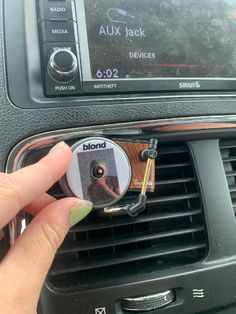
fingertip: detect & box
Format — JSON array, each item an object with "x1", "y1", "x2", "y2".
[
  {"x1": 69, "y1": 200, "x2": 93, "y2": 227},
  {"x1": 38, "y1": 142, "x2": 72, "y2": 179},
  {"x1": 49, "y1": 141, "x2": 67, "y2": 154},
  {"x1": 39, "y1": 197, "x2": 93, "y2": 228},
  {"x1": 47, "y1": 141, "x2": 72, "y2": 159}
]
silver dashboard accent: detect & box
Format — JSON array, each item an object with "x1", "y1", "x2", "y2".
[
  {"x1": 121, "y1": 290, "x2": 175, "y2": 312},
  {"x1": 6, "y1": 115, "x2": 236, "y2": 245},
  {"x1": 101, "y1": 204, "x2": 132, "y2": 216}
]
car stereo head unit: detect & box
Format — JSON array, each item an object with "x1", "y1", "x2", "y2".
[{"x1": 36, "y1": 0, "x2": 236, "y2": 96}]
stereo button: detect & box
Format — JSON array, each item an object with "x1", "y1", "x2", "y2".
[
  {"x1": 41, "y1": 21, "x2": 78, "y2": 43},
  {"x1": 48, "y1": 49, "x2": 78, "y2": 82},
  {"x1": 38, "y1": 0, "x2": 76, "y2": 21}
]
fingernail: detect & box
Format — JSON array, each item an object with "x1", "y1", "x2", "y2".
[
  {"x1": 49, "y1": 141, "x2": 66, "y2": 154},
  {"x1": 69, "y1": 201, "x2": 93, "y2": 227}
]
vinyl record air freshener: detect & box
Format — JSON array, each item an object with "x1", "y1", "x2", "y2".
[{"x1": 62, "y1": 137, "x2": 132, "y2": 208}]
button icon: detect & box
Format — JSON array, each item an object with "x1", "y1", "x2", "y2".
[
  {"x1": 95, "y1": 307, "x2": 106, "y2": 314},
  {"x1": 192, "y1": 289, "x2": 205, "y2": 298}
]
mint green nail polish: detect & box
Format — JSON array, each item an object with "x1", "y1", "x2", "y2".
[{"x1": 69, "y1": 201, "x2": 93, "y2": 227}]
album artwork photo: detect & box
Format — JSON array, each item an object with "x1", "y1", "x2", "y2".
[{"x1": 77, "y1": 148, "x2": 121, "y2": 206}]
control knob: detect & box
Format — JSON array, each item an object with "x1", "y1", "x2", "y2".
[
  {"x1": 48, "y1": 49, "x2": 78, "y2": 82},
  {"x1": 121, "y1": 290, "x2": 175, "y2": 312}
]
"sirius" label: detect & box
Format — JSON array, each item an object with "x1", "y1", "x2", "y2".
[{"x1": 179, "y1": 81, "x2": 201, "y2": 89}]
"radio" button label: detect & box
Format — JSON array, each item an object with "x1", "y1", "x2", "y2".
[{"x1": 38, "y1": 0, "x2": 76, "y2": 22}]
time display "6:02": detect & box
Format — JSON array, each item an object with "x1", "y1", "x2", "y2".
[{"x1": 96, "y1": 68, "x2": 119, "y2": 79}]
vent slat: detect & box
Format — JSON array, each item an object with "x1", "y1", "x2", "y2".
[
  {"x1": 156, "y1": 162, "x2": 191, "y2": 170},
  {"x1": 50, "y1": 241, "x2": 206, "y2": 276},
  {"x1": 157, "y1": 177, "x2": 196, "y2": 186},
  {"x1": 229, "y1": 186, "x2": 236, "y2": 193},
  {"x1": 123, "y1": 193, "x2": 200, "y2": 205},
  {"x1": 222, "y1": 157, "x2": 236, "y2": 162},
  {"x1": 225, "y1": 171, "x2": 236, "y2": 177},
  {"x1": 55, "y1": 189, "x2": 199, "y2": 203},
  {"x1": 147, "y1": 193, "x2": 199, "y2": 204},
  {"x1": 220, "y1": 141, "x2": 236, "y2": 149},
  {"x1": 157, "y1": 146, "x2": 188, "y2": 155},
  {"x1": 58, "y1": 225, "x2": 204, "y2": 254},
  {"x1": 70, "y1": 209, "x2": 202, "y2": 233}
]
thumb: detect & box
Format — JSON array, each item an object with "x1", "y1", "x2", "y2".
[{"x1": 0, "y1": 197, "x2": 92, "y2": 313}]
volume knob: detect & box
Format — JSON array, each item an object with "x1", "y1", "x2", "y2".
[{"x1": 48, "y1": 49, "x2": 78, "y2": 82}]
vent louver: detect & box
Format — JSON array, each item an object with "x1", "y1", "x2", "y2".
[
  {"x1": 220, "y1": 140, "x2": 236, "y2": 212},
  {"x1": 33, "y1": 142, "x2": 208, "y2": 290}
]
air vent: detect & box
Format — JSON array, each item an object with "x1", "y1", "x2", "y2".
[
  {"x1": 220, "y1": 140, "x2": 236, "y2": 212},
  {"x1": 40, "y1": 141, "x2": 207, "y2": 290}
]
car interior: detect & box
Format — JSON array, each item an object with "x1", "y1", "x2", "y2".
[{"x1": 2, "y1": 0, "x2": 236, "y2": 313}]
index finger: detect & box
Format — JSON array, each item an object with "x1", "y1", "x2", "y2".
[{"x1": 0, "y1": 142, "x2": 72, "y2": 229}]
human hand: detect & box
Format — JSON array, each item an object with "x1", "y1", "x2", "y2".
[
  {"x1": 97, "y1": 177, "x2": 120, "y2": 199},
  {"x1": 0, "y1": 142, "x2": 93, "y2": 314}
]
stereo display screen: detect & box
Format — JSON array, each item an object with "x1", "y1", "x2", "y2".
[{"x1": 84, "y1": 0, "x2": 236, "y2": 80}]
